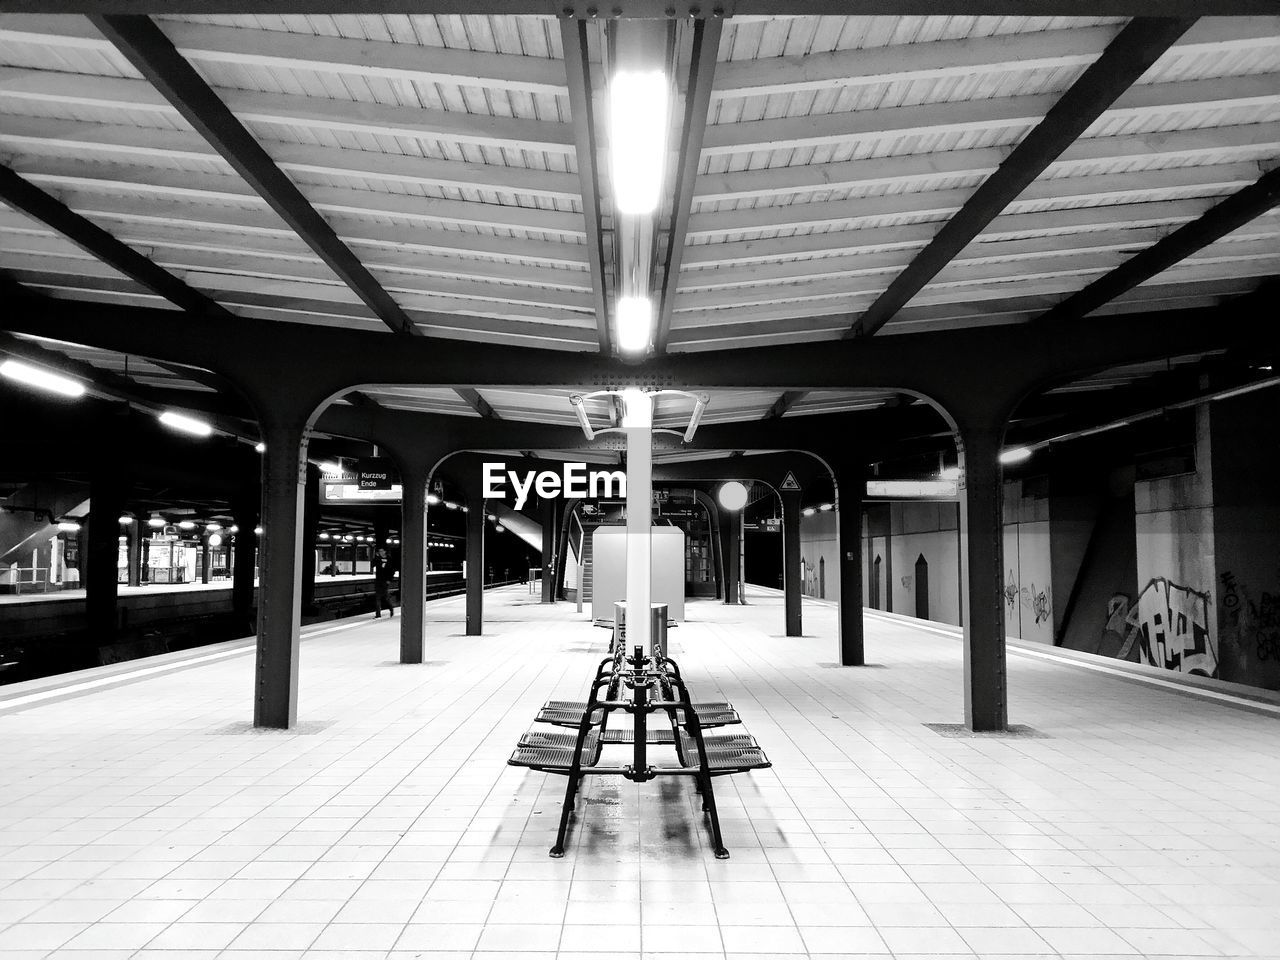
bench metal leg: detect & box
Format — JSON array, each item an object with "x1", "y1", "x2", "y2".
[
  {"x1": 550, "y1": 773, "x2": 580, "y2": 858},
  {"x1": 700, "y1": 774, "x2": 730, "y2": 859}
]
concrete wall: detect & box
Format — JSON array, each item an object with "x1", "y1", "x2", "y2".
[
  {"x1": 799, "y1": 510, "x2": 838, "y2": 600},
  {"x1": 889, "y1": 501, "x2": 961, "y2": 625},
  {"x1": 1210, "y1": 391, "x2": 1280, "y2": 689},
  {"x1": 1129, "y1": 406, "x2": 1219, "y2": 677},
  {"x1": 1002, "y1": 480, "x2": 1054, "y2": 643}
]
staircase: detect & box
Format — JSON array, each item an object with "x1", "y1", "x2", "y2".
[{"x1": 579, "y1": 532, "x2": 594, "y2": 602}]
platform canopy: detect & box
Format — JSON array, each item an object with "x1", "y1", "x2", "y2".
[{"x1": 0, "y1": 5, "x2": 1277, "y2": 427}]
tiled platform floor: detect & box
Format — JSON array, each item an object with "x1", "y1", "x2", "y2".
[{"x1": 1, "y1": 586, "x2": 1278, "y2": 960}]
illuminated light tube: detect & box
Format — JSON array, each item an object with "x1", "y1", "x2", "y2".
[
  {"x1": 802, "y1": 507, "x2": 816, "y2": 517},
  {"x1": 206, "y1": 523, "x2": 221, "y2": 532},
  {"x1": 616, "y1": 295, "x2": 654, "y2": 355},
  {"x1": 426, "y1": 494, "x2": 441, "y2": 505},
  {"x1": 118, "y1": 515, "x2": 134, "y2": 525},
  {"x1": 148, "y1": 516, "x2": 165, "y2": 529},
  {"x1": 158, "y1": 410, "x2": 213, "y2": 437},
  {"x1": 254, "y1": 442, "x2": 266, "y2": 453},
  {"x1": 253, "y1": 526, "x2": 264, "y2": 535},
  {"x1": 999, "y1": 446, "x2": 1033, "y2": 465},
  {"x1": 319, "y1": 532, "x2": 330, "y2": 540},
  {"x1": 610, "y1": 70, "x2": 669, "y2": 215},
  {"x1": 178, "y1": 520, "x2": 196, "y2": 530},
  {"x1": 57, "y1": 521, "x2": 81, "y2": 532},
  {"x1": 819, "y1": 503, "x2": 833, "y2": 512},
  {"x1": 0, "y1": 359, "x2": 86, "y2": 398}
]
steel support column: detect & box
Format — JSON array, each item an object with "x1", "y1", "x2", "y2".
[
  {"x1": 781, "y1": 488, "x2": 803, "y2": 637},
  {"x1": 252, "y1": 419, "x2": 309, "y2": 729},
  {"x1": 126, "y1": 516, "x2": 141, "y2": 587},
  {"x1": 465, "y1": 483, "x2": 484, "y2": 637},
  {"x1": 540, "y1": 497, "x2": 557, "y2": 604},
  {"x1": 718, "y1": 505, "x2": 741, "y2": 605},
  {"x1": 836, "y1": 462, "x2": 867, "y2": 666},
  {"x1": 86, "y1": 471, "x2": 126, "y2": 644},
  {"x1": 399, "y1": 466, "x2": 429, "y2": 664},
  {"x1": 231, "y1": 487, "x2": 259, "y2": 633},
  {"x1": 301, "y1": 463, "x2": 320, "y2": 613},
  {"x1": 957, "y1": 423, "x2": 1008, "y2": 732}
]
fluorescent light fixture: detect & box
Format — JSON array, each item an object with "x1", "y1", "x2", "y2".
[
  {"x1": 621, "y1": 387, "x2": 652, "y2": 429},
  {"x1": 206, "y1": 523, "x2": 221, "y2": 532},
  {"x1": 718, "y1": 481, "x2": 748, "y2": 512},
  {"x1": 609, "y1": 70, "x2": 668, "y2": 214},
  {"x1": 616, "y1": 295, "x2": 654, "y2": 355},
  {"x1": 57, "y1": 521, "x2": 81, "y2": 532},
  {"x1": 118, "y1": 515, "x2": 134, "y2": 525},
  {"x1": 178, "y1": 520, "x2": 196, "y2": 530},
  {"x1": 158, "y1": 410, "x2": 213, "y2": 437},
  {"x1": 228, "y1": 525, "x2": 239, "y2": 534},
  {"x1": 253, "y1": 526, "x2": 264, "y2": 535},
  {"x1": 319, "y1": 461, "x2": 342, "y2": 475},
  {"x1": 819, "y1": 503, "x2": 833, "y2": 512},
  {"x1": 427, "y1": 494, "x2": 441, "y2": 505},
  {"x1": 802, "y1": 507, "x2": 816, "y2": 517},
  {"x1": 493, "y1": 524, "x2": 505, "y2": 533},
  {"x1": 445, "y1": 501, "x2": 459, "y2": 510},
  {"x1": 148, "y1": 516, "x2": 165, "y2": 529},
  {"x1": 254, "y1": 442, "x2": 266, "y2": 453},
  {"x1": 319, "y1": 532, "x2": 330, "y2": 540},
  {"x1": 999, "y1": 446, "x2": 1033, "y2": 465},
  {"x1": 0, "y1": 359, "x2": 86, "y2": 398}
]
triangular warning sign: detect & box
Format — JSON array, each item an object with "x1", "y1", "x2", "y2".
[{"x1": 780, "y1": 471, "x2": 801, "y2": 491}]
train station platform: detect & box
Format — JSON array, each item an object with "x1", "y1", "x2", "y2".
[{"x1": 1, "y1": 586, "x2": 1277, "y2": 959}]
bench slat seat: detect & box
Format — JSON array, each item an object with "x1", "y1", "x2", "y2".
[
  {"x1": 508, "y1": 731, "x2": 601, "y2": 772},
  {"x1": 520, "y1": 729, "x2": 758, "y2": 750},
  {"x1": 677, "y1": 731, "x2": 772, "y2": 774},
  {"x1": 534, "y1": 702, "x2": 740, "y2": 728}
]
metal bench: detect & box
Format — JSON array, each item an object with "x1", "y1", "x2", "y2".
[{"x1": 509, "y1": 642, "x2": 770, "y2": 859}]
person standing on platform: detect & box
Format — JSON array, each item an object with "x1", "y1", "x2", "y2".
[{"x1": 372, "y1": 547, "x2": 397, "y2": 619}]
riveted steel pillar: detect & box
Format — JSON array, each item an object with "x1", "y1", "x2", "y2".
[
  {"x1": 300, "y1": 463, "x2": 320, "y2": 613},
  {"x1": 837, "y1": 462, "x2": 866, "y2": 666},
  {"x1": 86, "y1": 471, "x2": 126, "y2": 644},
  {"x1": 231, "y1": 487, "x2": 259, "y2": 634},
  {"x1": 958, "y1": 422, "x2": 1008, "y2": 732},
  {"x1": 718, "y1": 504, "x2": 741, "y2": 605},
  {"x1": 465, "y1": 480, "x2": 484, "y2": 637},
  {"x1": 541, "y1": 497, "x2": 557, "y2": 603},
  {"x1": 399, "y1": 465, "x2": 429, "y2": 663},
  {"x1": 253, "y1": 418, "x2": 309, "y2": 729},
  {"x1": 781, "y1": 487, "x2": 803, "y2": 637}
]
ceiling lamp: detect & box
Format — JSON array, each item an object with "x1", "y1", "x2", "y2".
[
  {"x1": 610, "y1": 70, "x2": 669, "y2": 215},
  {"x1": 717, "y1": 481, "x2": 749, "y2": 512},
  {"x1": 616, "y1": 295, "x2": 654, "y2": 356},
  {"x1": 999, "y1": 447, "x2": 1033, "y2": 465},
  {"x1": 0, "y1": 358, "x2": 86, "y2": 398},
  {"x1": 158, "y1": 410, "x2": 212, "y2": 437}
]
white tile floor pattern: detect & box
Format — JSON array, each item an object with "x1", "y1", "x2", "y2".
[{"x1": 1, "y1": 586, "x2": 1278, "y2": 960}]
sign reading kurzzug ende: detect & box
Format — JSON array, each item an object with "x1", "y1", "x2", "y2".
[{"x1": 483, "y1": 462, "x2": 625, "y2": 510}]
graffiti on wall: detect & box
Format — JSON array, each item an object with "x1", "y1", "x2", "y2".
[
  {"x1": 1005, "y1": 569, "x2": 1052, "y2": 628},
  {"x1": 1106, "y1": 577, "x2": 1218, "y2": 677},
  {"x1": 1221, "y1": 569, "x2": 1280, "y2": 665}
]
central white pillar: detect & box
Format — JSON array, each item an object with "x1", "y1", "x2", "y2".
[{"x1": 622, "y1": 389, "x2": 653, "y2": 654}]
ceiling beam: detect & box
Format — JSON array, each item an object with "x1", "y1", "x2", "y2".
[
  {"x1": 688, "y1": 162, "x2": 1259, "y2": 237},
  {"x1": 0, "y1": 162, "x2": 232, "y2": 319},
  {"x1": 92, "y1": 14, "x2": 419, "y2": 337},
  {"x1": 0, "y1": 2, "x2": 1271, "y2": 15},
  {"x1": 848, "y1": 17, "x2": 1197, "y2": 339},
  {"x1": 559, "y1": 18, "x2": 612, "y2": 355},
  {"x1": 455, "y1": 387, "x2": 500, "y2": 420},
  {"x1": 1036, "y1": 167, "x2": 1280, "y2": 325},
  {"x1": 710, "y1": 18, "x2": 1279, "y2": 101},
  {"x1": 0, "y1": 66, "x2": 574, "y2": 154},
  {"x1": 698, "y1": 71, "x2": 1276, "y2": 157},
  {"x1": 653, "y1": 15, "x2": 722, "y2": 356},
  {"x1": 0, "y1": 115, "x2": 582, "y2": 200},
  {"x1": 682, "y1": 200, "x2": 1280, "y2": 269},
  {"x1": 764, "y1": 391, "x2": 807, "y2": 420},
  {"x1": 692, "y1": 120, "x2": 1280, "y2": 203},
  {"x1": 0, "y1": 15, "x2": 568, "y2": 95}
]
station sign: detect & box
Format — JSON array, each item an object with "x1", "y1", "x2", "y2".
[{"x1": 320, "y1": 458, "x2": 402, "y2": 503}]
